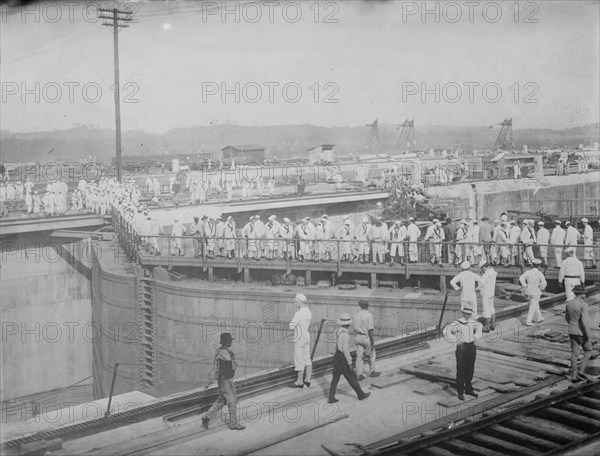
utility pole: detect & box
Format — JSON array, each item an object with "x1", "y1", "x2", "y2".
[{"x1": 98, "y1": 7, "x2": 133, "y2": 182}]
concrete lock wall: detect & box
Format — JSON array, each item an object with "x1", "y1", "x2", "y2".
[
  {"x1": 1, "y1": 235, "x2": 92, "y2": 402},
  {"x1": 91, "y1": 251, "x2": 457, "y2": 398}
]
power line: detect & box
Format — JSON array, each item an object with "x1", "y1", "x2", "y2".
[{"x1": 98, "y1": 7, "x2": 134, "y2": 183}]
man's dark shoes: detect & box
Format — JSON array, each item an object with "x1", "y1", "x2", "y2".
[
  {"x1": 457, "y1": 394, "x2": 465, "y2": 401},
  {"x1": 466, "y1": 391, "x2": 478, "y2": 398},
  {"x1": 370, "y1": 372, "x2": 381, "y2": 378},
  {"x1": 358, "y1": 375, "x2": 365, "y2": 381},
  {"x1": 328, "y1": 398, "x2": 339, "y2": 404},
  {"x1": 303, "y1": 381, "x2": 311, "y2": 388},
  {"x1": 359, "y1": 392, "x2": 371, "y2": 401},
  {"x1": 288, "y1": 383, "x2": 304, "y2": 389}
]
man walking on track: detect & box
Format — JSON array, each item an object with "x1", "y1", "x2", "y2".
[
  {"x1": 289, "y1": 293, "x2": 312, "y2": 388},
  {"x1": 565, "y1": 285, "x2": 596, "y2": 382},
  {"x1": 519, "y1": 258, "x2": 547, "y2": 326},
  {"x1": 328, "y1": 313, "x2": 371, "y2": 404},
  {"x1": 442, "y1": 307, "x2": 483, "y2": 401},
  {"x1": 201, "y1": 332, "x2": 246, "y2": 431},
  {"x1": 353, "y1": 300, "x2": 381, "y2": 381}
]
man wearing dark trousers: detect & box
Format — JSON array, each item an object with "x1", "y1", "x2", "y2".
[
  {"x1": 328, "y1": 313, "x2": 371, "y2": 404},
  {"x1": 565, "y1": 286, "x2": 596, "y2": 382},
  {"x1": 442, "y1": 307, "x2": 483, "y2": 400}
]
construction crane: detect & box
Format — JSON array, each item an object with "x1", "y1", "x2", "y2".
[
  {"x1": 365, "y1": 119, "x2": 380, "y2": 153},
  {"x1": 494, "y1": 118, "x2": 514, "y2": 150},
  {"x1": 396, "y1": 119, "x2": 415, "y2": 152}
]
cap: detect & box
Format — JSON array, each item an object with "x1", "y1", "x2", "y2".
[
  {"x1": 478, "y1": 259, "x2": 488, "y2": 268},
  {"x1": 532, "y1": 258, "x2": 542, "y2": 265},
  {"x1": 376, "y1": 202, "x2": 383, "y2": 208},
  {"x1": 538, "y1": 221, "x2": 544, "y2": 225},
  {"x1": 344, "y1": 220, "x2": 351, "y2": 225},
  {"x1": 460, "y1": 261, "x2": 471, "y2": 270},
  {"x1": 510, "y1": 220, "x2": 517, "y2": 225},
  {"x1": 283, "y1": 217, "x2": 291, "y2": 223},
  {"x1": 295, "y1": 293, "x2": 307, "y2": 303},
  {"x1": 565, "y1": 247, "x2": 576, "y2": 254},
  {"x1": 555, "y1": 220, "x2": 561, "y2": 224},
  {"x1": 322, "y1": 214, "x2": 328, "y2": 219},
  {"x1": 337, "y1": 313, "x2": 352, "y2": 326},
  {"x1": 255, "y1": 215, "x2": 261, "y2": 219},
  {"x1": 460, "y1": 219, "x2": 467, "y2": 224},
  {"x1": 358, "y1": 299, "x2": 369, "y2": 308},
  {"x1": 523, "y1": 219, "x2": 529, "y2": 224},
  {"x1": 582, "y1": 218, "x2": 589, "y2": 223},
  {"x1": 408, "y1": 217, "x2": 415, "y2": 221},
  {"x1": 432, "y1": 219, "x2": 439, "y2": 223},
  {"x1": 573, "y1": 285, "x2": 587, "y2": 294},
  {"x1": 461, "y1": 307, "x2": 474, "y2": 315},
  {"x1": 268, "y1": 215, "x2": 276, "y2": 221},
  {"x1": 220, "y1": 332, "x2": 234, "y2": 344},
  {"x1": 227, "y1": 216, "x2": 232, "y2": 221},
  {"x1": 202, "y1": 215, "x2": 208, "y2": 220},
  {"x1": 565, "y1": 221, "x2": 571, "y2": 225}
]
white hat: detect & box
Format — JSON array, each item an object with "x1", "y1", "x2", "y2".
[
  {"x1": 295, "y1": 293, "x2": 307, "y2": 303},
  {"x1": 227, "y1": 216, "x2": 232, "y2": 221},
  {"x1": 555, "y1": 220, "x2": 561, "y2": 224},
  {"x1": 538, "y1": 221, "x2": 544, "y2": 225},
  {"x1": 376, "y1": 202, "x2": 383, "y2": 208},
  {"x1": 408, "y1": 217, "x2": 415, "y2": 221},
  {"x1": 362, "y1": 216, "x2": 369, "y2": 223},
  {"x1": 582, "y1": 218, "x2": 589, "y2": 223},
  {"x1": 523, "y1": 219, "x2": 529, "y2": 224},
  {"x1": 321, "y1": 214, "x2": 328, "y2": 219},
  {"x1": 565, "y1": 221, "x2": 571, "y2": 225},
  {"x1": 532, "y1": 258, "x2": 542, "y2": 265},
  {"x1": 255, "y1": 215, "x2": 261, "y2": 219},
  {"x1": 460, "y1": 219, "x2": 467, "y2": 224},
  {"x1": 283, "y1": 217, "x2": 291, "y2": 223},
  {"x1": 432, "y1": 219, "x2": 439, "y2": 223},
  {"x1": 565, "y1": 247, "x2": 576, "y2": 254},
  {"x1": 460, "y1": 261, "x2": 471, "y2": 270},
  {"x1": 344, "y1": 220, "x2": 351, "y2": 225},
  {"x1": 478, "y1": 259, "x2": 488, "y2": 268},
  {"x1": 268, "y1": 215, "x2": 276, "y2": 221},
  {"x1": 337, "y1": 313, "x2": 352, "y2": 326}
]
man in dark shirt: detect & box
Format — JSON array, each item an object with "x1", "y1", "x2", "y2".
[
  {"x1": 202, "y1": 333, "x2": 245, "y2": 430},
  {"x1": 443, "y1": 217, "x2": 456, "y2": 264},
  {"x1": 565, "y1": 286, "x2": 595, "y2": 381}
]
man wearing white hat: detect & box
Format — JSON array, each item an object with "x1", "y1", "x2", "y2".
[
  {"x1": 519, "y1": 259, "x2": 547, "y2": 326},
  {"x1": 388, "y1": 220, "x2": 407, "y2": 266},
  {"x1": 338, "y1": 218, "x2": 356, "y2": 262},
  {"x1": 455, "y1": 220, "x2": 469, "y2": 265},
  {"x1": 170, "y1": 217, "x2": 187, "y2": 256},
  {"x1": 357, "y1": 216, "x2": 373, "y2": 263},
  {"x1": 242, "y1": 216, "x2": 258, "y2": 259},
  {"x1": 442, "y1": 306, "x2": 483, "y2": 400},
  {"x1": 223, "y1": 216, "x2": 237, "y2": 259},
  {"x1": 450, "y1": 261, "x2": 483, "y2": 316},
  {"x1": 296, "y1": 218, "x2": 312, "y2": 261},
  {"x1": 280, "y1": 218, "x2": 295, "y2": 260},
  {"x1": 328, "y1": 313, "x2": 371, "y2": 403},
  {"x1": 581, "y1": 218, "x2": 596, "y2": 269},
  {"x1": 289, "y1": 294, "x2": 312, "y2": 388},
  {"x1": 265, "y1": 215, "x2": 279, "y2": 260},
  {"x1": 559, "y1": 248, "x2": 585, "y2": 301},
  {"x1": 406, "y1": 217, "x2": 421, "y2": 263},
  {"x1": 423, "y1": 219, "x2": 445, "y2": 265},
  {"x1": 520, "y1": 219, "x2": 537, "y2": 266},
  {"x1": 253, "y1": 215, "x2": 265, "y2": 259},
  {"x1": 478, "y1": 261, "x2": 497, "y2": 332},
  {"x1": 550, "y1": 220, "x2": 565, "y2": 267},
  {"x1": 509, "y1": 220, "x2": 522, "y2": 267},
  {"x1": 536, "y1": 221, "x2": 550, "y2": 268},
  {"x1": 565, "y1": 221, "x2": 581, "y2": 257},
  {"x1": 204, "y1": 216, "x2": 217, "y2": 258}
]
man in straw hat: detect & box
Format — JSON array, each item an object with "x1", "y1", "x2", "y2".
[
  {"x1": 442, "y1": 306, "x2": 483, "y2": 400},
  {"x1": 328, "y1": 313, "x2": 371, "y2": 403},
  {"x1": 201, "y1": 332, "x2": 246, "y2": 431}
]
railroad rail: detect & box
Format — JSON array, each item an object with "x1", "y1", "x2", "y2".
[
  {"x1": 371, "y1": 380, "x2": 600, "y2": 456},
  {"x1": 3, "y1": 285, "x2": 597, "y2": 450}
]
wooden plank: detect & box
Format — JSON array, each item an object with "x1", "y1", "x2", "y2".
[
  {"x1": 558, "y1": 402, "x2": 600, "y2": 420},
  {"x1": 479, "y1": 351, "x2": 567, "y2": 375},
  {"x1": 321, "y1": 442, "x2": 364, "y2": 456},
  {"x1": 474, "y1": 358, "x2": 548, "y2": 380},
  {"x1": 506, "y1": 416, "x2": 588, "y2": 442},
  {"x1": 477, "y1": 339, "x2": 571, "y2": 367},
  {"x1": 535, "y1": 406, "x2": 600, "y2": 431},
  {"x1": 486, "y1": 424, "x2": 556, "y2": 451},
  {"x1": 412, "y1": 381, "x2": 449, "y2": 396},
  {"x1": 469, "y1": 432, "x2": 544, "y2": 456},
  {"x1": 442, "y1": 438, "x2": 507, "y2": 456},
  {"x1": 370, "y1": 373, "x2": 414, "y2": 389},
  {"x1": 423, "y1": 357, "x2": 535, "y2": 386},
  {"x1": 437, "y1": 388, "x2": 495, "y2": 408},
  {"x1": 476, "y1": 381, "x2": 519, "y2": 393}
]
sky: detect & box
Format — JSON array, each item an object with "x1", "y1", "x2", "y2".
[{"x1": 1, "y1": 0, "x2": 599, "y2": 133}]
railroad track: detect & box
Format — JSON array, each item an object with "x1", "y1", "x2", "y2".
[{"x1": 372, "y1": 380, "x2": 600, "y2": 456}]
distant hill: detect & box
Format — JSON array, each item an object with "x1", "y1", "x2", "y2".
[{"x1": 1, "y1": 123, "x2": 598, "y2": 162}]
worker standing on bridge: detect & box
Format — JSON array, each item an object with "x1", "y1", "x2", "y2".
[
  {"x1": 201, "y1": 332, "x2": 246, "y2": 431},
  {"x1": 551, "y1": 220, "x2": 565, "y2": 267},
  {"x1": 559, "y1": 247, "x2": 585, "y2": 301},
  {"x1": 205, "y1": 216, "x2": 217, "y2": 258},
  {"x1": 223, "y1": 216, "x2": 237, "y2": 259},
  {"x1": 328, "y1": 313, "x2": 371, "y2": 404},
  {"x1": 442, "y1": 307, "x2": 482, "y2": 401},
  {"x1": 520, "y1": 259, "x2": 547, "y2": 326},
  {"x1": 521, "y1": 219, "x2": 537, "y2": 266},
  {"x1": 289, "y1": 294, "x2": 312, "y2": 389},
  {"x1": 357, "y1": 217, "x2": 373, "y2": 264},
  {"x1": 280, "y1": 218, "x2": 296, "y2": 260},
  {"x1": 509, "y1": 220, "x2": 522, "y2": 267},
  {"x1": 407, "y1": 217, "x2": 421, "y2": 263},
  {"x1": 565, "y1": 221, "x2": 581, "y2": 257},
  {"x1": 455, "y1": 220, "x2": 469, "y2": 265},
  {"x1": 478, "y1": 261, "x2": 497, "y2": 332},
  {"x1": 450, "y1": 261, "x2": 482, "y2": 316},
  {"x1": 565, "y1": 286, "x2": 595, "y2": 382},
  {"x1": 389, "y1": 220, "x2": 407, "y2": 266},
  {"x1": 581, "y1": 218, "x2": 596, "y2": 269},
  {"x1": 353, "y1": 300, "x2": 380, "y2": 381},
  {"x1": 537, "y1": 221, "x2": 550, "y2": 268},
  {"x1": 170, "y1": 217, "x2": 187, "y2": 256}
]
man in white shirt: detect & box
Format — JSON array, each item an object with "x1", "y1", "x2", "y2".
[
  {"x1": 559, "y1": 247, "x2": 586, "y2": 301},
  {"x1": 352, "y1": 300, "x2": 380, "y2": 381},
  {"x1": 581, "y1": 218, "x2": 596, "y2": 269},
  {"x1": 450, "y1": 261, "x2": 483, "y2": 317},
  {"x1": 550, "y1": 220, "x2": 565, "y2": 268},
  {"x1": 388, "y1": 220, "x2": 407, "y2": 266},
  {"x1": 479, "y1": 261, "x2": 498, "y2": 332},
  {"x1": 406, "y1": 217, "x2": 421, "y2": 263},
  {"x1": 442, "y1": 307, "x2": 483, "y2": 400},
  {"x1": 519, "y1": 259, "x2": 547, "y2": 326},
  {"x1": 170, "y1": 217, "x2": 187, "y2": 256},
  {"x1": 289, "y1": 294, "x2": 312, "y2": 388},
  {"x1": 565, "y1": 221, "x2": 581, "y2": 257},
  {"x1": 536, "y1": 221, "x2": 550, "y2": 268}
]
